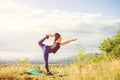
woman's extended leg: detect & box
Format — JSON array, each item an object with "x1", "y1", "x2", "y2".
[
  {"x1": 38, "y1": 35, "x2": 49, "y2": 48},
  {"x1": 38, "y1": 37, "x2": 46, "y2": 49}
]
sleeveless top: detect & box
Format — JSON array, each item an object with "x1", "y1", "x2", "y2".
[{"x1": 50, "y1": 42, "x2": 60, "y2": 53}]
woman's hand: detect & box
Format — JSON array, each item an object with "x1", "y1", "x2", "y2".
[{"x1": 71, "y1": 39, "x2": 77, "y2": 41}]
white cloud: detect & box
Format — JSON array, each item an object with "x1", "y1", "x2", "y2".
[{"x1": 0, "y1": 0, "x2": 120, "y2": 59}]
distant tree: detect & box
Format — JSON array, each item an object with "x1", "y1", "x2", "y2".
[
  {"x1": 89, "y1": 53, "x2": 102, "y2": 63},
  {"x1": 99, "y1": 31, "x2": 120, "y2": 58},
  {"x1": 21, "y1": 58, "x2": 30, "y2": 64},
  {"x1": 76, "y1": 44, "x2": 90, "y2": 62}
]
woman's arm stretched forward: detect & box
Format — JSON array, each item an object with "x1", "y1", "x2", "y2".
[{"x1": 60, "y1": 39, "x2": 77, "y2": 46}]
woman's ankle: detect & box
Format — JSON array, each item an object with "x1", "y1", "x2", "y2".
[{"x1": 46, "y1": 72, "x2": 52, "y2": 75}]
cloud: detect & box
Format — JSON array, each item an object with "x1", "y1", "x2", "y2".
[{"x1": 0, "y1": 0, "x2": 120, "y2": 57}]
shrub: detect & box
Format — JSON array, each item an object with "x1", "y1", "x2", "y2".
[{"x1": 99, "y1": 31, "x2": 120, "y2": 58}]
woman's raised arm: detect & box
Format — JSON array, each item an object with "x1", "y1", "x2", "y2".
[{"x1": 60, "y1": 39, "x2": 77, "y2": 46}]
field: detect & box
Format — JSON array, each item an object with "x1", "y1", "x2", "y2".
[{"x1": 0, "y1": 58, "x2": 120, "y2": 80}]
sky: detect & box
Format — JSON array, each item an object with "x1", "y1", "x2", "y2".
[{"x1": 0, "y1": 0, "x2": 120, "y2": 62}]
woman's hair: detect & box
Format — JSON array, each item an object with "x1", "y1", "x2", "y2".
[{"x1": 54, "y1": 33, "x2": 61, "y2": 42}]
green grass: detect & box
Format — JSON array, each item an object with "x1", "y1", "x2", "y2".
[{"x1": 0, "y1": 59, "x2": 120, "y2": 80}]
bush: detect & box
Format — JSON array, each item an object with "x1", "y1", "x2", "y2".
[
  {"x1": 99, "y1": 31, "x2": 120, "y2": 58},
  {"x1": 75, "y1": 44, "x2": 90, "y2": 63},
  {"x1": 89, "y1": 53, "x2": 101, "y2": 63}
]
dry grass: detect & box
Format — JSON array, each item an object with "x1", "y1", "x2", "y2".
[{"x1": 0, "y1": 59, "x2": 120, "y2": 80}]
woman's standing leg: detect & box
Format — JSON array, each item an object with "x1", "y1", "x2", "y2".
[
  {"x1": 43, "y1": 46, "x2": 50, "y2": 73},
  {"x1": 38, "y1": 35, "x2": 51, "y2": 73}
]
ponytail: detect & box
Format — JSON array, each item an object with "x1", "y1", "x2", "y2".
[{"x1": 54, "y1": 33, "x2": 61, "y2": 43}]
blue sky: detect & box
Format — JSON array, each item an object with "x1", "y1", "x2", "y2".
[
  {"x1": 0, "y1": 0, "x2": 120, "y2": 62},
  {"x1": 15, "y1": 0, "x2": 120, "y2": 17}
]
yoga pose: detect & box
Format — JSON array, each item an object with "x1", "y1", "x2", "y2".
[{"x1": 38, "y1": 33, "x2": 77, "y2": 75}]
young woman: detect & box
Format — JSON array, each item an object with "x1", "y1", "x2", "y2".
[{"x1": 38, "y1": 33, "x2": 77, "y2": 75}]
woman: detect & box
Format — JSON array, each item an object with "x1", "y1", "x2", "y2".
[{"x1": 38, "y1": 33, "x2": 77, "y2": 75}]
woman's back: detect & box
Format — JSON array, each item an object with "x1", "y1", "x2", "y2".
[{"x1": 51, "y1": 42, "x2": 60, "y2": 53}]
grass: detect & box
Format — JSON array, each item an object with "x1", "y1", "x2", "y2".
[{"x1": 0, "y1": 59, "x2": 120, "y2": 80}]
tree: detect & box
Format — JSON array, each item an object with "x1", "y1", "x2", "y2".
[
  {"x1": 99, "y1": 31, "x2": 120, "y2": 58},
  {"x1": 76, "y1": 44, "x2": 90, "y2": 62}
]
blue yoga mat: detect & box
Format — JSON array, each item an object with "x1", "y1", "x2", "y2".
[{"x1": 26, "y1": 70, "x2": 42, "y2": 75}]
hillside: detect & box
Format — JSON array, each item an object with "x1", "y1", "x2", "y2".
[{"x1": 0, "y1": 58, "x2": 119, "y2": 80}]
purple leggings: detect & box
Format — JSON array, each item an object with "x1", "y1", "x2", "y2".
[{"x1": 38, "y1": 37, "x2": 52, "y2": 72}]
